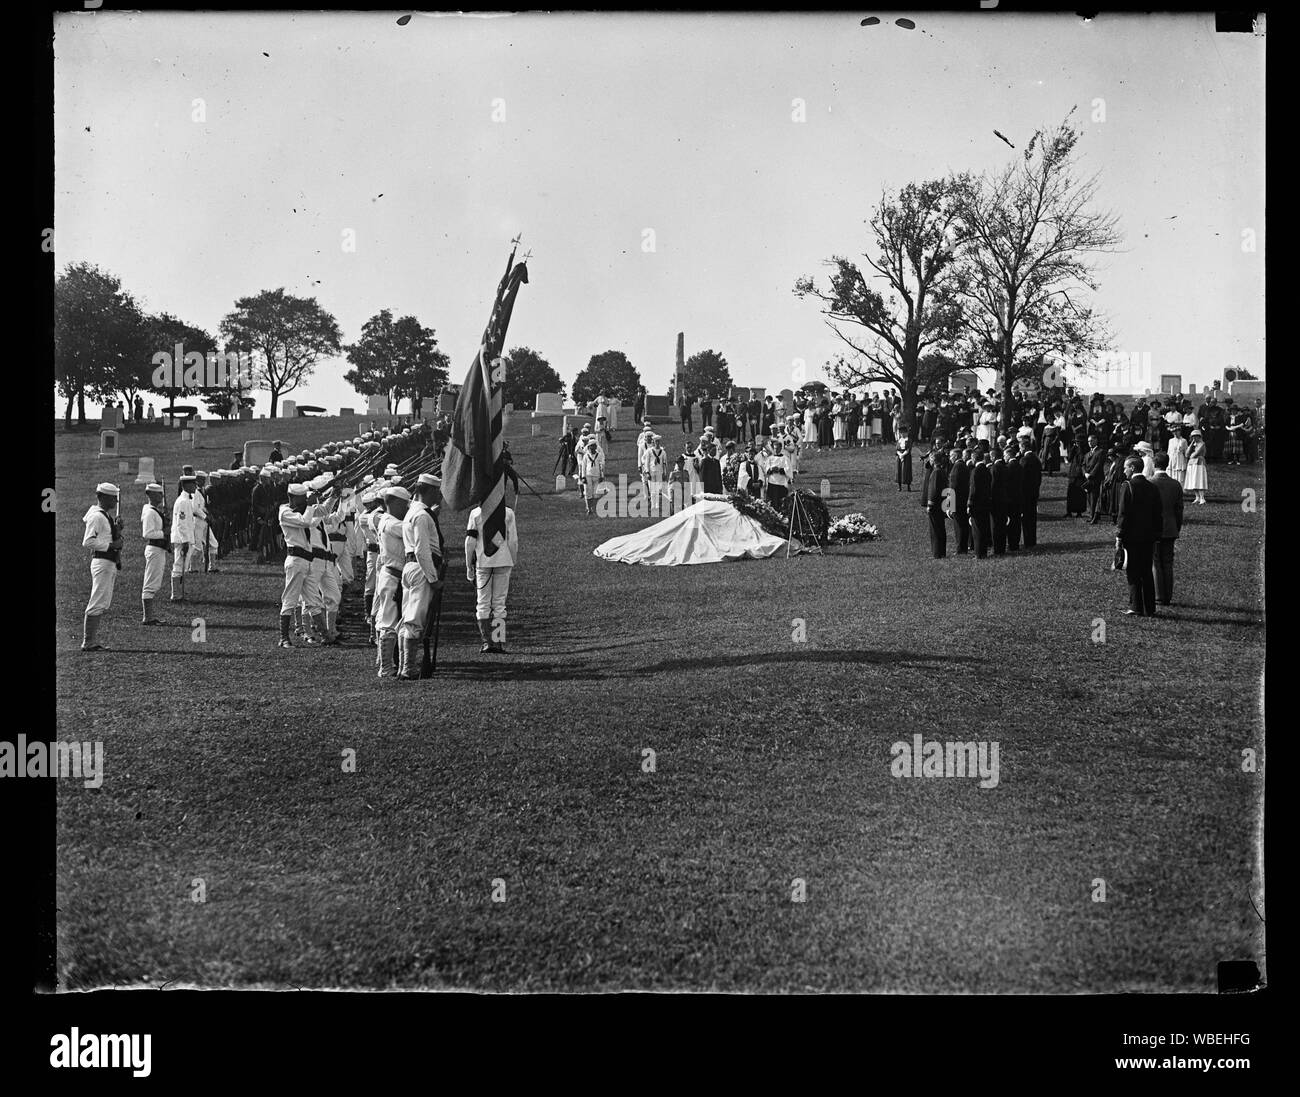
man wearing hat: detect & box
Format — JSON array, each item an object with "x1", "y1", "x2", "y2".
[
  {"x1": 140, "y1": 483, "x2": 171, "y2": 625},
  {"x1": 81, "y1": 483, "x2": 123, "y2": 651},
  {"x1": 967, "y1": 449, "x2": 992, "y2": 558},
  {"x1": 276, "y1": 481, "x2": 329, "y2": 647},
  {"x1": 397, "y1": 473, "x2": 446, "y2": 679},
  {"x1": 465, "y1": 495, "x2": 519, "y2": 655},
  {"x1": 578, "y1": 436, "x2": 604, "y2": 516},
  {"x1": 187, "y1": 471, "x2": 215, "y2": 575},
  {"x1": 640, "y1": 433, "x2": 668, "y2": 516},
  {"x1": 1003, "y1": 441, "x2": 1022, "y2": 551},
  {"x1": 372, "y1": 485, "x2": 410, "y2": 676},
  {"x1": 269, "y1": 440, "x2": 284, "y2": 463},
  {"x1": 170, "y1": 474, "x2": 198, "y2": 601},
  {"x1": 307, "y1": 476, "x2": 344, "y2": 644},
  {"x1": 1020, "y1": 439, "x2": 1043, "y2": 549}
]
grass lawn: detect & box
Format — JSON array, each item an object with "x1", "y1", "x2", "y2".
[{"x1": 53, "y1": 414, "x2": 1265, "y2": 991}]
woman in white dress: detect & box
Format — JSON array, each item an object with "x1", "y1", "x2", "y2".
[
  {"x1": 1183, "y1": 430, "x2": 1208, "y2": 504},
  {"x1": 1166, "y1": 431, "x2": 1188, "y2": 487},
  {"x1": 976, "y1": 404, "x2": 996, "y2": 444},
  {"x1": 857, "y1": 396, "x2": 870, "y2": 445},
  {"x1": 869, "y1": 399, "x2": 884, "y2": 444},
  {"x1": 831, "y1": 397, "x2": 846, "y2": 447},
  {"x1": 802, "y1": 401, "x2": 817, "y2": 452}
]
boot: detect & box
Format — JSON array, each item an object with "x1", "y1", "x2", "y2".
[
  {"x1": 477, "y1": 618, "x2": 493, "y2": 654},
  {"x1": 395, "y1": 634, "x2": 408, "y2": 678},
  {"x1": 490, "y1": 617, "x2": 507, "y2": 654},
  {"x1": 81, "y1": 613, "x2": 103, "y2": 651},
  {"x1": 309, "y1": 612, "x2": 334, "y2": 645},
  {"x1": 293, "y1": 606, "x2": 304, "y2": 637},
  {"x1": 325, "y1": 609, "x2": 336, "y2": 641},
  {"x1": 398, "y1": 638, "x2": 422, "y2": 680},
  {"x1": 377, "y1": 634, "x2": 397, "y2": 678},
  {"x1": 278, "y1": 614, "x2": 293, "y2": 648},
  {"x1": 170, "y1": 575, "x2": 183, "y2": 602},
  {"x1": 141, "y1": 597, "x2": 161, "y2": 625}
]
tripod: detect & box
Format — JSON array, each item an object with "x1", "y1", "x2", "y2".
[{"x1": 785, "y1": 490, "x2": 825, "y2": 558}]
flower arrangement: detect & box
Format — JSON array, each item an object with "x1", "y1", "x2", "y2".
[
  {"x1": 781, "y1": 489, "x2": 831, "y2": 543},
  {"x1": 827, "y1": 512, "x2": 881, "y2": 543}
]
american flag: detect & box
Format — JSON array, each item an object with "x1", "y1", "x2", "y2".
[{"x1": 439, "y1": 244, "x2": 529, "y2": 559}]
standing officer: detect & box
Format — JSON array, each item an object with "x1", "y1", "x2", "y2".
[
  {"x1": 397, "y1": 473, "x2": 445, "y2": 679},
  {"x1": 81, "y1": 482, "x2": 123, "y2": 651},
  {"x1": 989, "y1": 446, "x2": 1008, "y2": 556},
  {"x1": 923, "y1": 448, "x2": 949, "y2": 558},
  {"x1": 1004, "y1": 442, "x2": 1023, "y2": 552},
  {"x1": 170, "y1": 473, "x2": 197, "y2": 601},
  {"x1": 948, "y1": 448, "x2": 971, "y2": 555},
  {"x1": 140, "y1": 482, "x2": 171, "y2": 625},
  {"x1": 372, "y1": 485, "x2": 410, "y2": 677},
  {"x1": 968, "y1": 450, "x2": 992, "y2": 558},
  {"x1": 1020, "y1": 442, "x2": 1042, "y2": 548}
]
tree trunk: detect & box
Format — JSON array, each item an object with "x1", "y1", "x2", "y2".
[
  {"x1": 77, "y1": 391, "x2": 86, "y2": 426},
  {"x1": 269, "y1": 391, "x2": 279, "y2": 418},
  {"x1": 64, "y1": 394, "x2": 73, "y2": 428}
]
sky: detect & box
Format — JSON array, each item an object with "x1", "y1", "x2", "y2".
[{"x1": 53, "y1": 11, "x2": 1264, "y2": 416}]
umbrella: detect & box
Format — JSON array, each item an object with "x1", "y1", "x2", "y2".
[{"x1": 800, "y1": 380, "x2": 828, "y2": 392}]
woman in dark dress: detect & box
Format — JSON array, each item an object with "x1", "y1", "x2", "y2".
[
  {"x1": 1065, "y1": 444, "x2": 1087, "y2": 516},
  {"x1": 817, "y1": 398, "x2": 834, "y2": 450}
]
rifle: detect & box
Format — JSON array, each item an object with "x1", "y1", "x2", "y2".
[{"x1": 420, "y1": 558, "x2": 447, "y2": 679}]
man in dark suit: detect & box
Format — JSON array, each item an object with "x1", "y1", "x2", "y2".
[
  {"x1": 989, "y1": 447, "x2": 1008, "y2": 555},
  {"x1": 1116, "y1": 455, "x2": 1164, "y2": 617},
  {"x1": 1004, "y1": 443, "x2": 1023, "y2": 551},
  {"x1": 948, "y1": 447, "x2": 971, "y2": 554},
  {"x1": 968, "y1": 451, "x2": 992, "y2": 558},
  {"x1": 1082, "y1": 433, "x2": 1106, "y2": 523},
  {"x1": 1020, "y1": 445, "x2": 1042, "y2": 548},
  {"x1": 923, "y1": 449, "x2": 949, "y2": 559},
  {"x1": 1150, "y1": 452, "x2": 1184, "y2": 606}
]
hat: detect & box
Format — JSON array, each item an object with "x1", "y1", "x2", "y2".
[
  {"x1": 95, "y1": 482, "x2": 120, "y2": 496},
  {"x1": 382, "y1": 485, "x2": 411, "y2": 501},
  {"x1": 145, "y1": 482, "x2": 163, "y2": 492},
  {"x1": 179, "y1": 474, "x2": 197, "y2": 484},
  {"x1": 182, "y1": 464, "x2": 195, "y2": 475},
  {"x1": 288, "y1": 483, "x2": 308, "y2": 496},
  {"x1": 417, "y1": 472, "x2": 441, "y2": 487}
]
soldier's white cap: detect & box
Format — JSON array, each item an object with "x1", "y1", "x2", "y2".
[
  {"x1": 580, "y1": 424, "x2": 591, "y2": 432},
  {"x1": 417, "y1": 472, "x2": 441, "y2": 487},
  {"x1": 196, "y1": 470, "x2": 208, "y2": 478},
  {"x1": 362, "y1": 474, "x2": 375, "y2": 485},
  {"x1": 179, "y1": 473, "x2": 197, "y2": 483},
  {"x1": 145, "y1": 482, "x2": 164, "y2": 492},
  {"x1": 288, "y1": 483, "x2": 309, "y2": 496},
  {"x1": 1016, "y1": 426, "x2": 1034, "y2": 440},
  {"x1": 95, "y1": 482, "x2": 120, "y2": 496},
  {"x1": 259, "y1": 469, "x2": 272, "y2": 478},
  {"x1": 382, "y1": 485, "x2": 411, "y2": 501}
]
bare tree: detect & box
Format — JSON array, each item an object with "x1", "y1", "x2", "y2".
[
  {"x1": 794, "y1": 176, "x2": 970, "y2": 429},
  {"x1": 955, "y1": 114, "x2": 1121, "y2": 425}
]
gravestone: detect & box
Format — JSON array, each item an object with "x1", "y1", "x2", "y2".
[
  {"x1": 780, "y1": 388, "x2": 795, "y2": 415},
  {"x1": 1229, "y1": 380, "x2": 1266, "y2": 402},
  {"x1": 181, "y1": 430, "x2": 192, "y2": 441},
  {"x1": 367, "y1": 394, "x2": 389, "y2": 416},
  {"x1": 99, "y1": 430, "x2": 119, "y2": 457},
  {"x1": 1188, "y1": 383, "x2": 1197, "y2": 395},
  {"x1": 339, "y1": 407, "x2": 354, "y2": 416},
  {"x1": 644, "y1": 395, "x2": 670, "y2": 419},
  {"x1": 101, "y1": 407, "x2": 123, "y2": 431},
  {"x1": 134, "y1": 456, "x2": 157, "y2": 485},
  {"x1": 534, "y1": 392, "x2": 564, "y2": 414},
  {"x1": 239, "y1": 406, "x2": 253, "y2": 420},
  {"x1": 437, "y1": 391, "x2": 457, "y2": 413},
  {"x1": 281, "y1": 399, "x2": 297, "y2": 419},
  {"x1": 358, "y1": 420, "x2": 373, "y2": 434},
  {"x1": 531, "y1": 424, "x2": 542, "y2": 437},
  {"x1": 819, "y1": 478, "x2": 831, "y2": 499},
  {"x1": 731, "y1": 387, "x2": 751, "y2": 403},
  {"x1": 554, "y1": 474, "x2": 566, "y2": 492},
  {"x1": 242, "y1": 440, "x2": 275, "y2": 467},
  {"x1": 118, "y1": 460, "x2": 130, "y2": 474},
  {"x1": 750, "y1": 387, "x2": 766, "y2": 403}
]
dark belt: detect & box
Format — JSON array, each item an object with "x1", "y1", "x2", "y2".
[
  {"x1": 288, "y1": 547, "x2": 313, "y2": 561},
  {"x1": 92, "y1": 550, "x2": 117, "y2": 561},
  {"x1": 384, "y1": 564, "x2": 403, "y2": 580},
  {"x1": 146, "y1": 537, "x2": 169, "y2": 550},
  {"x1": 405, "y1": 552, "x2": 418, "y2": 562},
  {"x1": 366, "y1": 544, "x2": 379, "y2": 553},
  {"x1": 311, "y1": 548, "x2": 336, "y2": 562},
  {"x1": 328, "y1": 533, "x2": 346, "y2": 543}
]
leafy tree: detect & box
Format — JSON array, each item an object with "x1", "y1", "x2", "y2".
[
  {"x1": 677, "y1": 348, "x2": 732, "y2": 402},
  {"x1": 794, "y1": 175, "x2": 970, "y2": 431},
  {"x1": 954, "y1": 114, "x2": 1121, "y2": 428},
  {"x1": 500, "y1": 346, "x2": 565, "y2": 410},
  {"x1": 141, "y1": 312, "x2": 220, "y2": 417},
  {"x1": 343, "y1": 309, "x2": 448, "y2": 415},
  {"x1": 220, "y1": 288, "x2": 342, "y2": 417},
  {"x1": 54, "y1": 262, "x2": 146, "y2": 427},
  {"x1": 202, "y1": 387, "x2": 255, "y2": 420},
  {"x1": 572, "y1": 350, "x2": 640, "y2": 406}
]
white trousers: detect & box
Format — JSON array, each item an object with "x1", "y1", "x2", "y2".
[
  {"x1": 399, "y1": 563, "x2": 435, "y2": 640},
  {"x1": 186, "y1": 521, "x2": 208, "y2": 572},
  {"x1": 318, "y1": 561, "x2": 341, "y2": 613},
  {"x1": 475, "y1": 565, "x2": 512, "y2": 621},
  {"x1": 281, "y1": 556, "x2": 322, "y2": 615},
  {"x1": 372, "y1": 569, "x2": 402, "y2": 637},
  {"x1": 171, "y1": 542, "x2": 190, "y2": 577},
  {"x1": 86, "y1": 558, "x2": 116, "y2": 616},
  {"x1": 364, "y1": 551, "x2": 377, "y2": 594},
  {"x1": 142, "y1": 546, "x2": 167, "y2": 598}
]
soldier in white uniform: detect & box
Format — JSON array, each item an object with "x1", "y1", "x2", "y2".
[
  {"x1": 276, "y1": 482, "x2": 327, "y2": 648},
  {"x1": 640, "y1": 433, "x2": 668, "y2": 516},
  {"x1": 170, "y1": 474, "x2": 197, "y2": 602},
  {"x1": 465, "y1": 502, "x2": 518, "y2": 654},
  {"x1": 81, "y1": 482, "x2": 123, "y2": 652},
  {"x1": 187, "y1": 471, "x2": 216, "y2": 574},
  {"x1": 312, "y1": 475, "x2": 344, "y2": 643},
  {"x1": 140, "y1": 482, "x2": 171, "y2": 625},
  {"x1": 397, "y1": 473, "x2": 445, "y2": 679},
  {"x1": 372, "y1": 485, "x2": 410, "y2": 677},
  {"x1": 578, "y1": 437, "x2": 605, "y2": 516}
]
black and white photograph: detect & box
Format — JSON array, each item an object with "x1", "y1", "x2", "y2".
[{"x1": 15, "y1": 2, "x2": 1274, "y2": 1077}]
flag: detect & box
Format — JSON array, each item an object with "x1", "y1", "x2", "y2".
[{"x1": 440, "y1": 244, "x2": 529, "y2": 560}]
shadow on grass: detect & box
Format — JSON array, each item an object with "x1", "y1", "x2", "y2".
[
  {"x1": 632, "y1": 648, "x2": 983, "y2": 675},
  {"x1": 1017, "y1": 539, "x2": 1113, "y2": 555}
]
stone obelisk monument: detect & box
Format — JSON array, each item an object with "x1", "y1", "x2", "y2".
[{"x1": 675, "y1": 332, "x2": 684, "y2": 403}]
